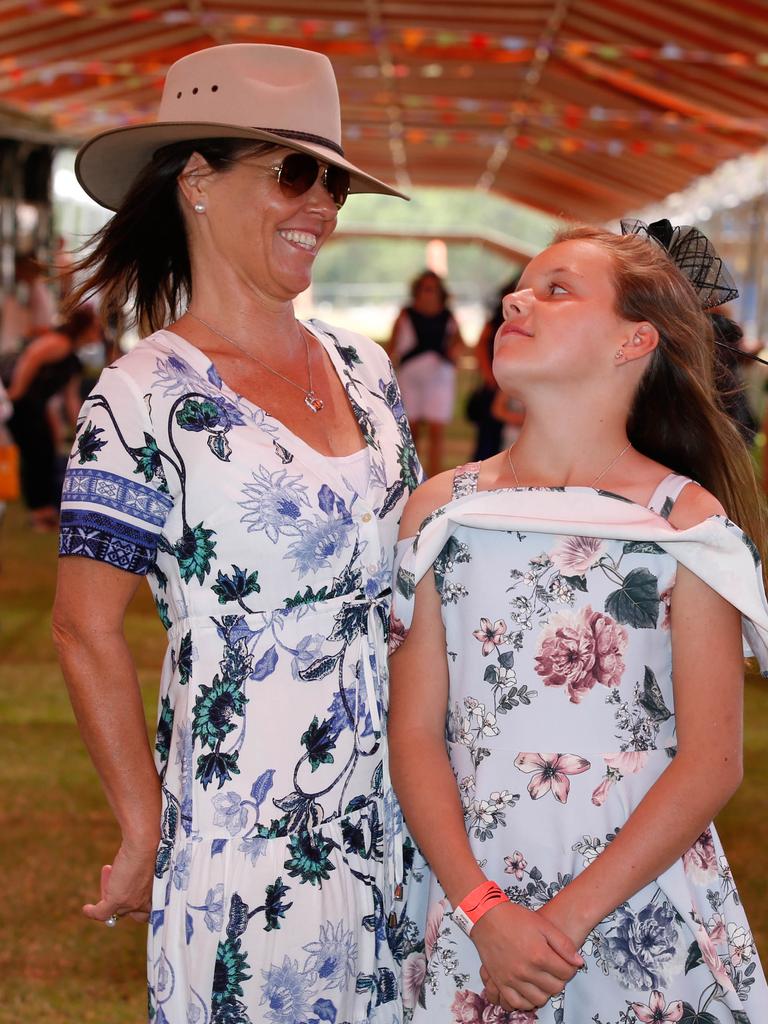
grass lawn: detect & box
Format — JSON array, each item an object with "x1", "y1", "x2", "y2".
[{"x1": 1, "y1": 441, "x2": 767, "y2": 1020}]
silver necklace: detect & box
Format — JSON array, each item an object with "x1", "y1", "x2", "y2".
[
  {"x1": 186, "y1": 311, "x2": 324, "y2": 413},
  {"x1": 506, "y1": 440, "x2": 633, "y2": 489}
]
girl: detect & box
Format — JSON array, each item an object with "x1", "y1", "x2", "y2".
[{"x1": 388, "y1": 222, "x2": 768, "y2": 1023}]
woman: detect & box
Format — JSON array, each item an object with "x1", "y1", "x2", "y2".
[
  {"x1": 390, "y1": 270, "x2": 463, "y2": 478},
  {"x1": 388, "y1": 221, "x2": 768, "y2": 1021},
  {"x1": 7, "y1": 304, "x2": 101, "y2": 530},
  {"x1": 470, "y1": 277, "x2": 520, "y2": 462},
  {"x1": 53, "y1": 44, "x2": 422, "y2": 1023}
]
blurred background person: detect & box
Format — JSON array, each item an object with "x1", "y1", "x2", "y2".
[
  {"x1": 468, "y1": 276, "x2": 521, "y2": 461},
  {"x1": 491, "y1": 389, "x2": 526, "y2": 453},
  {"x1": 6, "y1": 304, "x2": 102, "y2": 531},
  {"x1": 0, "y1": 254, "x2": 56, "y2": 357},
  {"x1": 389, "y1": 269, "x2": 463, "y2": 477}
]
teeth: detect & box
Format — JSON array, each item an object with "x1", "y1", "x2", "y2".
[{"x1": 279, "y1": 230, "x2": 317, "y2": 250}]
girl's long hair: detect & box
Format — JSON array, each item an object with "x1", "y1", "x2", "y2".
[
  {"x1": 555, "y1": 225, "x2": 768, "y2": 569},
  {"x1": 66, "y1": 138, "x2": 277, "y2": 334}
]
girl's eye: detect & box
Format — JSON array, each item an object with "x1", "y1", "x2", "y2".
[{"x1": 549, "y1": 282, "x2": 567, "y2": 295}]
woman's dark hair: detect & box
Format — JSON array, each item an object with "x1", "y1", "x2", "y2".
[
  {"x1": 555, "y1": 225, "x2": 768, "y2": 574},
  {"x1": 66, "y1": 138, "x2": 278, "y2": 333},
  {"x1": 410, "y1": 269, "x2": 449, "y2": 306},
  {"x1": 57, "y1": 304, "x2": 99, "y2": 341},
  {"x1": 710, "y1": 312, "x2": 757, "y2": 444}
]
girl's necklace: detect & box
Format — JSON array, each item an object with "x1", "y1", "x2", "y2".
[
  {"x1": 506, "y1": 441, "x2": 633, "y2": 489},
  {"x1": 186, "y1": 311, "x2": 324, "y2": 413}
]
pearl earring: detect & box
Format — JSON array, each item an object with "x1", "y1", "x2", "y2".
[{"x1": 193, "y1": 202, "x2": 206, "y2": 213}]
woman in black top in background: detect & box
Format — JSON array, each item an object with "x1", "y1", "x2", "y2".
[
  {"x1": 7, "y1": 305, "x2": 102, "y2": 530},
  {"x1": 390, "y1": 270, "x2": 463, "y2": 477}
]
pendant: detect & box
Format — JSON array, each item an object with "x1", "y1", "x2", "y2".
[{"x1": 304, "y1": 391, "x2": 324, "y2": 413}]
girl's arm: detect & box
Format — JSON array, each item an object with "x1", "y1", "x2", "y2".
[
  {"x1": 52, "y1": 556, "x2": 162, "y2": 924},
  {"x1": 389, "y1": 479, "x2": 583, "y2": 1011},
  {"x1": 539, "y1": 494, "x2": 744, "y2": 946}
]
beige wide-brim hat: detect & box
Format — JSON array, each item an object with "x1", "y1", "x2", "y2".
[{"x1": 76, "y1": 43, "x2": 408, "y2": 211}]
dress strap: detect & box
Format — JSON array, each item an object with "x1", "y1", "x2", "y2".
[
  {"x1": 647, "y1": 472, "x2": 697, "y2": 519},
  {"x1": 452, "y1": 461, "x2": 482, "y2": 499}
]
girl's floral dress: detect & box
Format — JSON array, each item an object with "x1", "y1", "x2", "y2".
[
  {"x1": 392, "y1": 466, "x2": 768, "y2": 1024},
  {"x1": 58, "y1": 322, "x2": 424, "y2": 1024}
]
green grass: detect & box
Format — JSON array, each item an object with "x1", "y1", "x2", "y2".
[
  {"x1": 0, "y1": 502, "x2": 163, "y2": 1023},
  {"x1": 1, "y1": 446, "x2": 767, "y2": 1020}
]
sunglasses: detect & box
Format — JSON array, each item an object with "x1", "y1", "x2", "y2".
[{"x1": 268, "y1": 152, "x2": 351, "y2": 209}]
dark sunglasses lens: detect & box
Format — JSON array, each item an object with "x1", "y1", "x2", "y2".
[
  {"x1": 278, "y1": 153, "x2": 351, "y2": 208},
  {"x1": 278, "y1": 153, "x2": 319, "y2": 197},
  {"x1": 325, "y1": 166, "x2": 351, "y2": 208}
]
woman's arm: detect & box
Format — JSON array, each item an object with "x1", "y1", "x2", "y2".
[
  {"x1": 389, "y1": 480, "x2": 583, "y2": 1011},
  {"x1": 539, "y1": 554, "x2": 744, "y2": 947},
  {"x1": 7, "y1": 332, "x2": 70, "y2": 402},
  {"x1": 63, "y1": 374, "x2": 83, "y2": 429},
  {"x1": 387, "y1": 310, "x2": 407, "y2": 366},
  {"x1": 446, "y1": 313, "x2": 465, "y2": 364},
  {"x1": 52, "y1": 556, "x2": 162, "y2": 924}
]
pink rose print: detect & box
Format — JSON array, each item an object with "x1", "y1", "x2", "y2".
[
  {"x1": 504, "y1": 850, "x2": 527, "y2": 880},
  {"x1": 535, "y1": 606, "x2": 627, "y2": 702},
  {"x1": 591, "y1": 775, "x2": 615, "y2": 807},
  {"x1": 550, "y1": 535, "x2": 604, "y2": 575},
  {"x1": 696, "y1": 925, "x2": 735, "y2": 992},
  {"x1": 682, "y1": 828, "x2": 718, "y2": 886},
  {"x1": 451, "y1": 990, "x2": 487, "y2": 1023},
  {"x1": 604, "y1": 751, "x2": 648, "y2": 774},
  {"x1": 707, "y1": 913, "x2": 727, "y2": 946},
  {"x1": 514, "y1": 752, "x2": 591, "y2": 803},
  {"x1": 629, "y1": 990, "x2": 683, "y2": 1022},
  {"x1": 590, "y1": 611, "x2": 628, "y2": 687},
  {"x1": 450, "y1": 990, "x2": 537, "y2": 1024},
  {"x1": 401, "y1": 950, "x2": 427, "y2": 1010},
  {"x1": 425, "y1": 898, "x2": 447, "y2": 960},
  {"x1": 473, "y1": 617, "x2": 508, "y2": 656},
  {"x1": 534, "y1": 607, "x2": 596, "y2": 700},
  {"x1": 659, "y1": 585, "x2": 673, "y2": 630},
  {"x1": 388, "y1": 613, "x2": 408, "y2": 653},
  {"x1": 591, "y1": 751, "x2": 647, "y2": 806}
]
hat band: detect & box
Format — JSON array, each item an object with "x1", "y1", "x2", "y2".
[{"x1": 254, "y1": 127, "x2": 344, "y2": 157}]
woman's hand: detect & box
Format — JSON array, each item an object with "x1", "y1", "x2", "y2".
[
  {"x1": 83, "y1": 837, "x2": 157, "y2": 925},
  {"x1": 470, "y1": 901, "x2": 583, "y2": 1010}
]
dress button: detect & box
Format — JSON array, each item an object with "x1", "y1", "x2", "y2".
[
  {"x1": 361, "y1": 512, "x2": 372, "y2": 523},
  {"x1": 367, "y1": 564, "x2": 377, "y2": 573}
]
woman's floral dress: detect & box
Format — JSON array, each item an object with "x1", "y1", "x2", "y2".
[
  {"x1": 58, "y1": 322, "x2": 424, "y2": 1024},
  {"x1": 392, "y1": 466, "x2": 768, "y2": 1024}
]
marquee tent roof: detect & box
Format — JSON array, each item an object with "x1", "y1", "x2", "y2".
[{"x1": 2, "y1": 0, "x2": 768, "y2": 220}]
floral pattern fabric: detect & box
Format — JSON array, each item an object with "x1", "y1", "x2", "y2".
[
  {"x1": 59, "y1": 322, "x2": 424, "y2": 1024},
  {"x1": 392, "y1": 476, "x2": 768, "y2": 1024}
]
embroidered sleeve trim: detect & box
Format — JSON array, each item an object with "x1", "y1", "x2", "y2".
[
  {"x1": 58, "y1": 509, "x2": 159, "y2": 575},
  {"x1": 62, "y1": 468, "x2": 173, "y2": 527}
]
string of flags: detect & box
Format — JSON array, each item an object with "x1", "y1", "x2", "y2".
[{"x1": 8, "y1": 7, "x2": 768, "y2": 66}]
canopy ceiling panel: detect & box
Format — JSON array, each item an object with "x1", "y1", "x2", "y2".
[{"x1": 1, "y1": 0, "x2": 768, "y2": 220}]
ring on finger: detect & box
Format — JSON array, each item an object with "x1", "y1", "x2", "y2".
[{"x1": 105, "y1": 913, "x2": 119, "y2": 927}]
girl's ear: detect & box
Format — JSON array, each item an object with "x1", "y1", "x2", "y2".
[{"x1": 623, "y1": 322, "x2": 659, "y2": 363}]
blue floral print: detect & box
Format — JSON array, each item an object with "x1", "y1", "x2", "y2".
[{"x1": 60, "y1": 321, "x2": 423, "y2": 1023}]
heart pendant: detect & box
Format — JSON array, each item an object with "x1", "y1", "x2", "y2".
[{"x1": 304, "y1": 392, "x2": 324, "y2": 413}]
